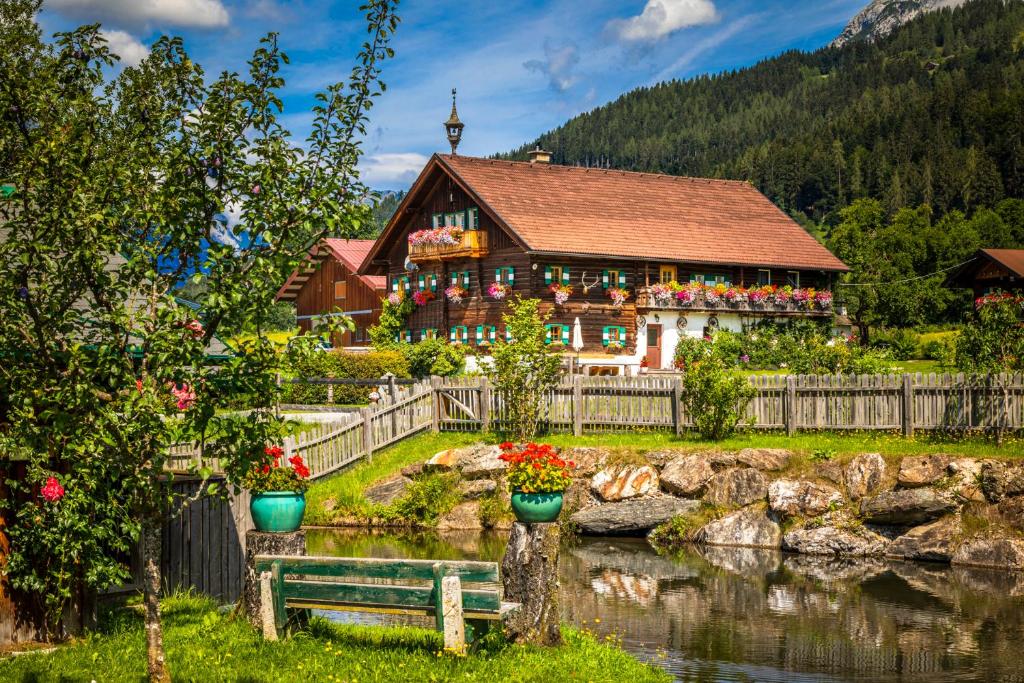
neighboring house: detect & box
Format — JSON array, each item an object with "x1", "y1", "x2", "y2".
[
  {"x1": 949, "y1": 248, "x2": 1024, "y2": 297},
  {"x1": 360, "y1": 153, "x2": 848, "y2": 374},
  {"x1": 277, "y1": 238, "x2": 386, "y2": 347}
]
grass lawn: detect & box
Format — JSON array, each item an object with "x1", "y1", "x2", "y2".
[{"x1": 0, "y1": 594, "x2": 669, "y2": 683}]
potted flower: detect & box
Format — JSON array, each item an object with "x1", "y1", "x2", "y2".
[
  {"x1": 815, "y1": 290, "x2": 833, "y2": 309},
  {"x1": 412, "y1": 289, "x2": 435, "y2": 306},
  {"x1": 243, "y1": 445, "x2": 311, "y2": 532},
  {"x1": 499, "y1": 442, "x2": 574, "y2": 523},
  {"x1": 549, "y1": 283, "x2": 572, "y2": 306},
  {"x1": 607, "y1": 287, "x2": 630, "y2": 307},
  {"x1": 488, "y1": 282, "x2": 511, "y2": 300},
  {"x1": 649, "y1": 282, "x2": 675, "y2": 306},
  {"x1": 445, "y1": 284, "x2": 468, "y2": 304},
  {"x1": 605, "y1": 341, "x2": 625, "y2": 354},
  {"x1": 676, "y1": 286, "x2": 696, "y2": 305}
]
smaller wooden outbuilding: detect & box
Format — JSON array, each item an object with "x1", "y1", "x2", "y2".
[
  {"x1": 276, "y1": 239, "x2": 385, "y2": 347},
  {"x1": 949, "y1": 248, "x2": 1024, "y2": 297}
]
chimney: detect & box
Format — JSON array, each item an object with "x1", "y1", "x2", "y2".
[{"x1": 527, "y1": 146, "x2": 551, "y2": 164}]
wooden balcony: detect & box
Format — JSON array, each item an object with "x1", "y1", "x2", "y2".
[
  {"x1": 635, "y1": 286, "x2": 833, "y2": 316},
  {"x1": 408, "y1": 230, "x2": 488, "y2": 262}
]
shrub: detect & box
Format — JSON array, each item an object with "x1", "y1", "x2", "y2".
[
  {"x1": 955, "y1": 292, "x2": 1024, "y2": 372},
  {"x1": 283, "y1": 349, "x2": 410, "y2": 404},
  {"x1": 870, "y1": 328, "x2": 920, "y2": 360},
  {"x1": 388, "y1": 473, "x2": 460, "y2": 526},
  {"x1": 673, "y1": 334, "x2": 713, "y2": 370},
  {"x1": 402, "y1": 337, "x2": 465, "y2": 378},
  {"x1": 681, "y1": 355, "x2": 757, "y2": 440}
]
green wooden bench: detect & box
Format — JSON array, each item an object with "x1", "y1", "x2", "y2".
[{"x1": 253, "y1": 554, "x2": 519, "y2": 650}]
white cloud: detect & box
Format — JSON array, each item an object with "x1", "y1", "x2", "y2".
[
  {"x1": 100, "y1": 29, "x2": 148, "y2": 67},
  {"x1": 524, "y1": 39, "x2": 580, "y2": 92},
  {"x1": 607, "y1": 0, "x2": 718, "y2": 43},
  {"x1": 358, "y1": 152, "x2": 429, "y2": 187},
  {"x1": 48, "y1": 0, "x2": 229, "y2": 29}
]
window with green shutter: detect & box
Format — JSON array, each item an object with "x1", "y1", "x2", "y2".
[
  {"x1": 467, "y1": 207, "x2": 480, "y2": 230},
  {"x1": 495, "y1": 266, "x2": 515, "y2": 286},
  {"x1": 602, "y1": 326, "x2": 627, "y2": 347},
  {"x1": 431, "y1": 213, "x2": 442, "y2": 228},
  {"x1": 450, "y1": 325, "x2": 468, "y2": 345},
  {"x1": 545, "y1": 323, "x2": 569, "y2": 346},
  {"x1": 544, "y1": 265, "x2": 571, "y2": 286},
  {"x1": 421, "y1": 328, "x2": 437, "y2": 340},
  {"x1": 475, "y1": 324, "x2": 497, "y2": 346},
  {"x1": 602, "y1": 269, "x2": 625, "y2": 289}
]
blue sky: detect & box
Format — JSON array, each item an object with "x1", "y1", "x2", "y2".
[{"x1": 39, "y1": 0, "x2": 866, "y2": 190}]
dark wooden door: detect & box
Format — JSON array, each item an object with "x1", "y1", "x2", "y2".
[{"x1": 645, "y1": 324, "x2": 662, "y2": 369}]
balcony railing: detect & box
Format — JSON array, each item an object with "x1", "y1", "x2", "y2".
[
  {"x1": 635, "y1": 286, "x2": 833, "y2": 315},
  {"x1": 408, "y1": 229, "x2": 488, "y2": 261}
]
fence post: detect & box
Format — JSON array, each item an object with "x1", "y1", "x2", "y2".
[
  {"x1": 785, "y1": 375, "x2": 797, "y2": 436},
  {"x1": 326, "y1": 382, "x2": 334, "y2": 405},
  {"x1": 672, "y1": 379, "x2": 683, "y2": 437},
  {"x1": 902, "y1": 373, "x2": 914, "y2": 437},
  {"x1": 275, "y1": 373, "x2": 282, "y2": 418},
  {"x1": 573, "y1": 375, "x2": 584, "y2": 436},
  {"x1": 480, "y1": 377, "x2": 491, "y2": 433},
  {"x1": 388, "y1": 375, "x2": 398, "y2": 402},
  {"x1": 430, "y1": 376, "x2": 441, "y2": 433},
  {"x1": 360, "y1": 406, "x2": 374, "y2": 462}
]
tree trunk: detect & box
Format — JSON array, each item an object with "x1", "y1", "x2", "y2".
[
  {"x1": 142, "y1": 521, "x2": 170, "y2": 683},
  {"x1": 500, "y1": 522, "x2": 561, "y2": 646}
]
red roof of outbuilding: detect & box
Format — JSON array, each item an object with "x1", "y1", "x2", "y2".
[
  {"x1": 980, "y1": 248, "x2": 1024, "y2": 278},
  {"x1": 276, "y1": 238, "x2": 385, "y2": 302},
  {"x1": 432, "y1": 155, "x2": 847, "y2": 272}
]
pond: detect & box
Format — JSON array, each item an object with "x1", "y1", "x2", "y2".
[{"x1": 306, "y1": 529, "x2": 1024, "y2": 682}]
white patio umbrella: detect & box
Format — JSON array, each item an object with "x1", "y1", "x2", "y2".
[{"x1": 572, "y1": 317, "x2": 584, "y2": 353}]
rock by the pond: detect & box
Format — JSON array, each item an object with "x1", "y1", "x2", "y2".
[
  {"x1": 783, "y1": 525, "x2": 889, "y2": 557},
  {"x1": 735, "y1": 448, "x2": 792, "y2": 471},
  {"x1": 948, "y1": 459, "x2": 986, "y2": 503},
  {"x1": 570, "y1": 496, "x2": 699, "y2": 535},
  {"x1": 860, "y1": 488, "x2": 957, "y2": 525},
  {"x1": 562, "y1": 447, "x2": 611, "y2": 477},
  {"x1": 400, "y1": 462, "x2": 425, "y2": 478},
  {"x1": 998, "y1": 496, "x2": 1024, "y2": 531},
  {"x1": 897, "y1": 455, "x2": 951, "y2": 488},
  {"x1": 644, "y1": 448, "x2": 687, "y2": 469},
  {"x1": 845, "y1": 453, "x2": 887, "y2": 500},
  {"x1": 696, "y1": 506, "x2": 781, "y2": 549},
  {"x1": 424, "y1": 449, "x2": 462, "y2": 472},
  {"x1": 708, "y1": 451, "x2": 738, "y2": 468},
  {"x1": 591, "y1": 465, "x2": 659, "y2": 502},
  {"x1": 981, "y1": 461, "x2": 1024, "y2": 502},
  {"x1": 952, "y1": 536, "x2": 1024, "y2": 571},
  {"x1": 437, "y1": 501, "x2": 482, "y2": 531},
  {"x1": 767, "y1": 479, "x2": 843, "y2": 517},
  {"x1": 364, "y1": 476, "x2": 412, "y2": 506},
  {"x1": 886, "y1": 515, "x2": 959, "y2": 562},
  {"x1": 458, "y1": 445, "x2": 505, "y2": 480},
  {"x1": 814, "y1": 460, "x2": 846, "y2": 487},
  {"x1": 660, "y1": 455, "x2": 714, "y2": 497},
  {"x1": 458, "y1": 479, "x2": 497, "y2": 499},
  {"x1": 704, "y1": 468, "x2": 768, "y2": 507}
]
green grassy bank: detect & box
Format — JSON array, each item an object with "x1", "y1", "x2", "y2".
[{"x1": 0, "y1": 594, "x2": 670, "y2": 683}]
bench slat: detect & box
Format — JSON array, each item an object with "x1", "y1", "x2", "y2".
[
  {"x1": 285, "y1": 601, "x2": 509, "y2": 621},
  {"x1": 254, "y1": 555, "x2": 499, "y2": 583},
  {"x1": 282, "y1": 579, "x2": 501, "y2": 613}
]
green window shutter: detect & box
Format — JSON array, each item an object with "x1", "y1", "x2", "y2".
[
  {"x1": 562, "y1": 267, "x2": 570, "y2": 285},
  {"x1": 602, "y1": 270, "x2": 609, "y2": 289},
  {"x1": 505, "y1": 327, "x2": 513, "y2": 342},
  {"x1": 495, "y1": 267, "x2": 501, "y2": 282},
  {"x1": 544, "y1": 266, "x2": 552, "y2": 285},
  {"x1": 450, "y1": 327, "x2": 457, "y2": 343},
  {"x1": 432, "y1": 213, "x2": 442, "y2": 228},
  {"x1": 489, "y1": 326, "x2": 497, "y2": 343},
  {"x1": 450, "y1": 272, "x2": 457, "y2": 286},
  {"x1": 544, "y1": 324, "x2": 552, "y2": 344},
  {"x1": 463, "y1": 271, "x2": 470, "y2": 289},
  {"x1": 507, "y1": 267, "x2": 515, "y2": 286},
  {"x1": 476, "y1": 325, "x2": 483, "y2": 343},
  {"x1": 418, "y1": 274, "x2": 425, "y2": 289},
  {"x1": 618, "y1": 327, "x2": 627, "y2": 343},
  {"x1": 618, "y1": 271, "x2": 626, "y2": 288},
  {"x1": 391, "y1": 278, "x2": 398, "y2": 292},
  {"x1": 602, "y1": 326, "x2": 610, "y2": 346},
  {"x1": 561, "y1": 326, "x2": 570, "y2": 345},
  {"x1": 430, "y1": 274, "x2": 437, "y2": 292}
]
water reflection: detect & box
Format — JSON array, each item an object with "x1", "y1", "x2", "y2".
[{"x1": 304, "y1": 529, "x2": 1024, "y2": 682}]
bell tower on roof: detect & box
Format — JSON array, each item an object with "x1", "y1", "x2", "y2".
[{"x1": 444, "y1": 88, "x2": 464, "y2": 155}]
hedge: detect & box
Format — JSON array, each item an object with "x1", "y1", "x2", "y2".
[{"x1": 283, "y1": 349, "x2": 410, "y2": 405}]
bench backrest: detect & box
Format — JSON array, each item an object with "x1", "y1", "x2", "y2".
[{"x1": 253, "y1": 554, "x2": 502, "y2": 613}]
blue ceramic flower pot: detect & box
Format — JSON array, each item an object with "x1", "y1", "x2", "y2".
[
  {"x1": 250, "y1": 491, "x2": 306, "y2": 532},
  {"x1": 510, "y1": 491, "x2": 564, "y2": 524}
]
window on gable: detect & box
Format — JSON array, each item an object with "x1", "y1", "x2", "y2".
[
  {"x1": 334, "y1": 281, "x2": 347, "y2": 300},
  {"x1": 659, "y1": 265, "x2": 677, "y2": 284},
  {"x1": 467, "y1": 207, "x2": 480, "y2": 230},
  {"x1": 757, "y1": 269, "x2": 771, "y2": 286},
  {"x1": 787, "y1": 271, "x2": 800, "y2": 288}
]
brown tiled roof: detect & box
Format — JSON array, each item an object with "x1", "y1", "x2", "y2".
[
  {"x1": 276, "y1": 239, "x2": 384, "y2": 301},
  {"x1": 980, "y1": 248, "x2": 1024, "y2": 278},
  {"x1": 439, "y1": 155, "x2": 848, "y2": 272}
]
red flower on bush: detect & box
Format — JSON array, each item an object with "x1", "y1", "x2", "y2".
[{"x1": 41, "y1": 476, "x2": 64, "y2": 502}]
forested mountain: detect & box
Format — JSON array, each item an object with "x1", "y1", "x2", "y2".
[
  {"x1": 833, "y1": 0, "x2": 971, "y2": 47},
  {"x1": 503, "y1": 0, "x2": 1024, "y2": 228}
]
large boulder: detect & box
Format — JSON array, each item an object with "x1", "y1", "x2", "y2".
[
  {"x1": 814, "y1": 460, "x2": 846, "y2": 487},
  {"x1": 364, "y1": 475, "x2": 412, "y2": 506},
  {"x1": 782, "y1": 525, "x2": 889, "y2": 557},
  {"x1": 886, "y1": 515, "x2": 959, "y2": 562},
  {"x1": 897, "y1": 455, "x2": 951, "y2": 488},
  {"x1": 704, "y1": 468, "x2": 768, "y2": 507},
  {"x1": 952, "y1": 536, "x2": 1024, "y2": 571},
  {"x1": 458, "y1": 445, "x2": 506, "y2": 480},
  {"x1": 458, "y1": 479, "x2": 497, "y2": 499},
  {"x1": 735, "y1": 448, "x2": 792, "y2": 471},
  {"x1": 644, "y1": 448, "x2": 689, "y2": 469},
  {"x1": 708, "y1": 451, "x2": 738, "y2": 468},
  {"x1": 424, "y1": 448, "x2": 463, "y2": 472},
  {"x1": 660, "y1": 455, "x2": 714, "y2": 497},
  {"x1": 591, "y1": 465, "x2": 659, "y2": 502},
  {"x1": 845, "y1": 453, "x2": 887, "y2": 500},
  {"x1": 436, "y1": 501, "x2": 482, "y2": 531},
  {"x1": 562, "y1": 447, "x2": 612, "y2": 477},
  {"x1": 998, "y1": 496, "x2": 1024, "y2": 531},
  {"x1": 948, "y1": 459, "x2": 986, "y2": 503},
  {"x1": 767, "y1": 479, "x2": 844, "y2": 517},
  {"x1": 696, "y1": 506, "x2": 781, "y2": 549},
  {"x1": 980, "y1": 461, "x2": 1024, "y2": 502},
  {"x1": 860, "y1": 488, "x2": 957, "y2": 525},
  {"x1": 570, "y1": 496, "x2": 699, "y2": 535}
]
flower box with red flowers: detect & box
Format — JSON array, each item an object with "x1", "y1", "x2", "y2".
[
  {"x1": 244, "y1": 445, "x2": 311, "y2": 532},
  {"x1": 499, "y1": 442, "x2": 575, "y2": 523}
]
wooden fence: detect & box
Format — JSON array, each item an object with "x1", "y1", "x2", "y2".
[{"x1": 433, "y1": 372, "x2": 1024, "y2": 436}]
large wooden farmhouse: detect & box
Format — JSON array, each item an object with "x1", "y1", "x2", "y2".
[
  {"x1": 277, "y1": 238, "x2": 386, "y2": 347},
  {"x1": 360, "y1": 151, "x2": 848, "y2": 374}
]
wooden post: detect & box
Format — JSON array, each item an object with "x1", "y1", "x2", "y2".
[
  {"x1": 275, "y1": 373, "x2": 282, "y2": 418},
  {"x1": 430, "y1": 376, "x2": 441, "y2": 433},
  {"x1": 361, "y1": 406, "x2": 374, "y2": 462},
  {"x1": 902, "y1": 373, "x2": 914, "y2": 437},
  {"x1": 573, "y1": 374, "x2": 584, "y2": 436},
  {"x1": 388, "y1": 375, "x2": 398, "y2": 402},
  {"x1": 243, "y1": 529, "x2": 306, "y2": 631},
  {"x1": 785, "y1": 375, "x2": 797, "y2": 436},
  {"x1": 479, "y1": 377, "x2": 491, "y2": 433},
  {"x1": 501, "y1": 522, "x2": 561, "y2": 646},
  {"x1": 672, "y1": 378, "x2": 683, "y2": 437},
  {"x1": 326, "y1": 382, "x2": 334, "y2": 405}
]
